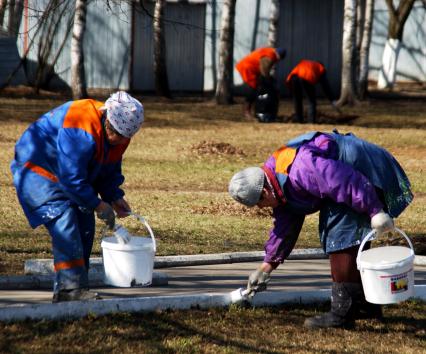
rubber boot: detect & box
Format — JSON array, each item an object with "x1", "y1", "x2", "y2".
[{"x1": 304, "y1": 282, "x2": 359, "y2": 328}]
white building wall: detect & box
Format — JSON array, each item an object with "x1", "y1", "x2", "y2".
[{"x1": 9, "y1": 0, "x2": 425, "y2": 91}]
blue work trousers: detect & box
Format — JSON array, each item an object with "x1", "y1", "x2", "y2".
[{"x1": 45, "y1": 205, "x2": 95, "y2": 294}]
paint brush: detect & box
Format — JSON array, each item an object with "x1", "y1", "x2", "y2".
[{"x1": 229, "y1": 287, "x2": 251, "y2": 304}]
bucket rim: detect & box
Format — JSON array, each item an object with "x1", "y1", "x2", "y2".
[
  {"x1": 358, "y1": 253, "x2": 415, "y2": 270},
  {"x1": 356, "y1": 228, "x2": 415, "y2": 271},
  {"x1": 101, "y1": 236, "x2": 154, "y2": 251}
]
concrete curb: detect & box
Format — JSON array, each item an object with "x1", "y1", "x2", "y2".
[
  {"x1": 25, "y1": 249, "x2": 328, "y2": 276},
  {"x1": 10, "y1": 250, "x2": 425, "y2": 291},
  {"x1": 24, "y1": 251, "x2": 426, "y2": 277},
  {"x1": 415, "y1": 255, "x2": 426, "y2": 266},
  {"x1": 0, "y1": 272, "x2": 168, "y2": 290},
  {"x1": 0, "y1": 285, "x2": 424, "y2": 323}
]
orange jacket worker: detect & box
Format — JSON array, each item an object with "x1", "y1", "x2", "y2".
[
  {"x1": 236, "y1": 47, "x2": 286, "y2": 118},
  {"x1": 286, "y1": 60, "x2": 335, "y2": 123}
]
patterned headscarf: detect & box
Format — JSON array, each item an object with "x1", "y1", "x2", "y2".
[{"x1": 103, "y1": 91, "x2": 144, "y2": 138}]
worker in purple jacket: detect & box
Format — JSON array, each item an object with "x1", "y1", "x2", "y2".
[{"x1": 228, "y1": 130, "x2": 413, "y2": 328}]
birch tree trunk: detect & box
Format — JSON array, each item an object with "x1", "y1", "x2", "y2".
[
  {"x1": 250, "y1": 0, "x2": 260, "y2": 51},
  {"x1": 215, "y1": 0, "x2": 236, "y2": 105},
  {"x1": 337, "y1": 0, "x2": 358, "y2": 106},
  {"x1": 71, "y1": 0, "x2": 88, "y2": 99},
  {"x1": 377, "y1": 0, "x2": 415, "y2": 89},
  {"x1": 10, "y1": 0, "x2": 23, "y2": 36},
  {"x1": 356, "y1": 0, "x2": 365, "y2": 52},
  {"x1": 153, "y1": 0, "x2": 171, "y2": 98},
  {"x1": 355, "y1": 0, "x2": 364, "y2": 83},
  {"x1": 7, "y1": 0, "x2": 14, "y2": 35},
  {"x1": 267, "y1": 0, "x2": 280, "y2": 47},
  {"x1": 358, "y1": 0, "x2": 374, "y2": 99},
  {"x1": 267, "y1": 0, "x2": 280, "y2": 77},
  {"x1": 0, "y1": 0, "x2": 7, "y2": 28}
]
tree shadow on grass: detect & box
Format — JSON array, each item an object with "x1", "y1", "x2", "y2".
[{"x1": 110, "y1": 311, "x2": 308, "y2": 354}]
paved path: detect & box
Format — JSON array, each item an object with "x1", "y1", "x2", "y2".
[{"x1": 2, "y1": 259, "x2": 425, "y2": 307}]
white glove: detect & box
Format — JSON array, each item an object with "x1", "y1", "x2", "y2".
[
  {"x1": 371, "y1": 210, "x2": 394, "y2": 236},
  {"x1": 247, "y1": 269, "x2": 271, "y2": 298}
]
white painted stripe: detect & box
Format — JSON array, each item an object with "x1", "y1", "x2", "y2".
[{"x1": 0, "y1": 285, "x2": 424, "y2": 323}]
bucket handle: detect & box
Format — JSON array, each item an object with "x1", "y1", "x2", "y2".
[
  {"x1": 356, "y1": 227, "x2": 414, "y2": 270},
  {"x1": 128, "y1": 212, "x2": 157, "y2": 252}
]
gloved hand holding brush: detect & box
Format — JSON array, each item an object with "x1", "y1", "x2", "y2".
[{"x1": 247, "y1": 268, "x2": 271, "y2": 298}]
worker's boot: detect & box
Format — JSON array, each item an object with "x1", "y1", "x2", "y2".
[
  {"x1": 304, "y1": 282, "x2": 360, "y2": 328},
  {"x1": 52, "y1": 288, "x2": 101, "y2": 303}
]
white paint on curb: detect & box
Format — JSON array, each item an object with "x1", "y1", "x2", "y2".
[
  {"x1": 0, "y1": 285, "x2": 424, "y2": 323},
  {"x1": 415, "y1": 255, "x2": 426, "y2": 266}
]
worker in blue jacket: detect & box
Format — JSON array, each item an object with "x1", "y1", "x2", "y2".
[{"x1": 11, "y1": 91, "x2": 144, "y2": 302}]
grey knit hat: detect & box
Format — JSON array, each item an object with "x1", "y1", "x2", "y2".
[{"x1": 228, "y1": 167, "x2": 265, "y2": 207}]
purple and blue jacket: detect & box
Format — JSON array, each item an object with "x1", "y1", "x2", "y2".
[{"x1": 262, "y1": 131, "x2": 412, "y2": 263}]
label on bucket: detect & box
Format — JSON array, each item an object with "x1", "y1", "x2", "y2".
[{"x1": 380, "y1": 270, "x2": 411, "y2": 294}]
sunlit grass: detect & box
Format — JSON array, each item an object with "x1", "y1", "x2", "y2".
[
  {"x1": 0, "y1": 95, "x2": 425, "y2": 275},
  {"x1": 0, "y1": 300, "x2": 424, "y2": 353}
]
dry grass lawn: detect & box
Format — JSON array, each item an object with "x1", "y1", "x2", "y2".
[
  {"x1": 0, "y1": 90, "x2": 425, "y2": 275},
  {"x1": 0, "y1": 88, "x2": 425, "y2": 352},
  {"x1": 0, "y1": 301, "x2": 425, "y2": 353}
]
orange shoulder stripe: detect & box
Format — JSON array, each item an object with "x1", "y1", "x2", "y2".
[
  {"x1": 63, "y1": 99, "x2": 103, "y2": 133},
  {"x1": 63, "y1": 99, "x2": 104, "y2": 160},
  {"x1": 273, "y1": 146, "x2": 297, "y2": 175}
]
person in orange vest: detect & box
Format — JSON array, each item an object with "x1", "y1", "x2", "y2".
[
  {"x1": 236, "y1": 47, "x2": 286, "y2": 118},
  {"x1": 286, "y1": 60, "x2": 337, "y2": 123}
]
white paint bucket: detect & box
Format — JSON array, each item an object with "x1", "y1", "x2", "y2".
[
  {"x1": 101, "y1": 215, "x2": 156, "y2": 287},
  {"x1": 357, "y1": 228, "x2": 415, "y2": 304}
]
